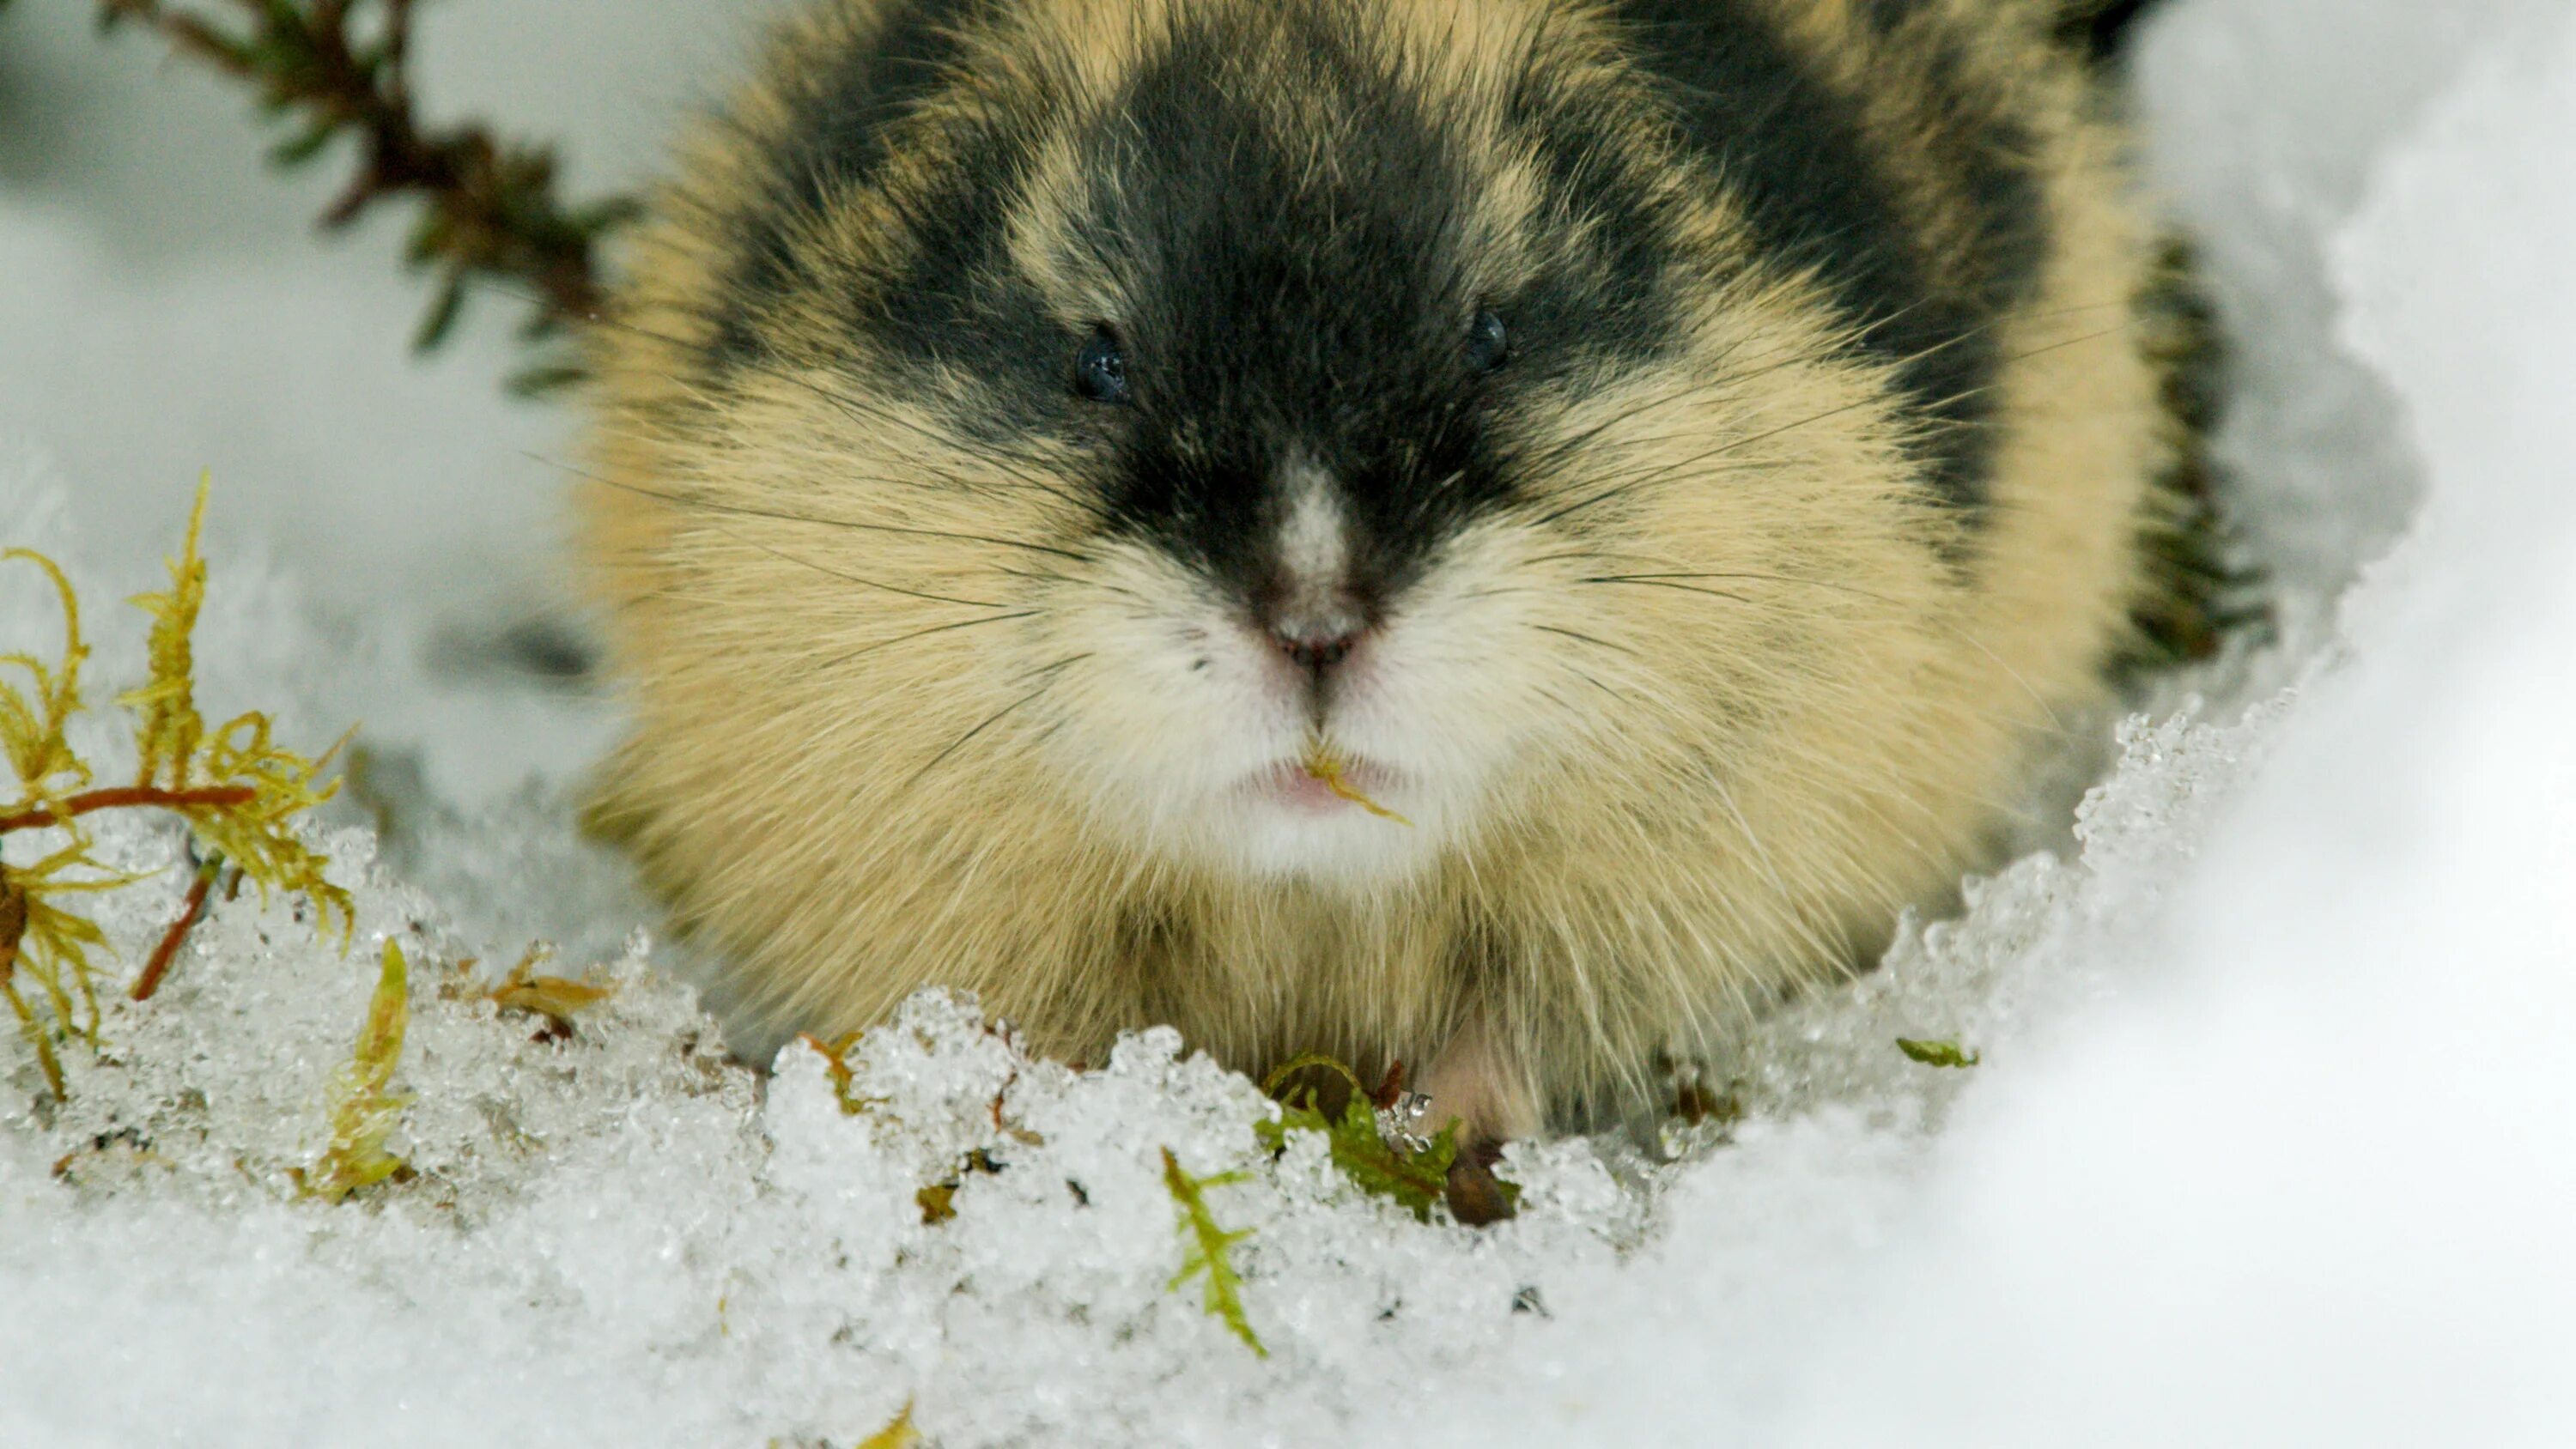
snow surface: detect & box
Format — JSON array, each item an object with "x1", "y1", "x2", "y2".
[{"x1": 5, "y1": 1, "x2": 2575, "y2": 1444}]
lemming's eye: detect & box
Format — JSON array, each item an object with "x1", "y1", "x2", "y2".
[
  {"x1": 1467, "y1": 308, "x2": 1510, "y2": 374},
  {"x1": 1074, "y1": 326, "x2": 1131, "y2": 403}
]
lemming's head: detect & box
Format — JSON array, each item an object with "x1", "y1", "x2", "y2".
[{"x1": 623, "y1": 0, "x2": 1970, "y2": 888}]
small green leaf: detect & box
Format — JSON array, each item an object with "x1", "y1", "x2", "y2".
[
  {"x1": 505, "y1": 361, "x2": 590, "y2": 398},
  {"x1": 1897, "y1": 1037, "x2": 1983, "y2": 1070},
  {"x1": 1256, "y1": 1090, "x2": 1460, "y2": 1222},
  {"x1": 412, "y1": 276, "x2": 468, "y2": 353},
  {"x1": 267, "y1": 119, "x2": 339, "y2": 168}
]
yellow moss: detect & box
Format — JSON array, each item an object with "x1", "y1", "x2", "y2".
[
  {"x1": 122, "y1": 476, "x2": 211, "y2": 791},
  {"x1": 854, "y1": 1403, "x2": 921, "y2": 1449},
  {"x1": 299, "y1": 938, "x2": 414, "y2": 1203},
  {"x1": 486, "y1": 945, "x2": 617, "y2": 1028},
  {"x1": 2, "y1": 479, "x2": 354, "y2": 1095},
  {"x1": 0, "y1": 544, "x2": 93, "y2": 815},
  {"x1": 118, "y1": 476, "x2": 354, "y2": 948}
]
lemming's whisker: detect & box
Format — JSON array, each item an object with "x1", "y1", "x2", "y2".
[
  {"x1": 1531, "y1": 624, "x2": 1643, "y2": 659},
  {"x1": 479, "y1": 276, "x2": 1091, "y2": 504},
  {"x1": 1543, "y1": 322, "x2": 2133, "y2": 512},
  {"x1": 1577, "y1": 571, "x2": 2068, "y2": 733},
  {"x1": 602, "y1": 380, "x2": 1114, "y2": 533},
  {"x1": 1581, "y1": 576, "x2": 1761, "y2": 609},
  {"x1": 904, "y1": 654, "x2": 1091, "y2": 788},
  {"x1": 528, "y1": 450, "x2": 1030, "y2": 606},
  {"x1": 1525, "y1": 460, "x2": 1777, "y2": 530},
  {"x1": 1516, "y1": 300, "x2": 2147, "y2": 529},
  {"x1": 817, "y1": 610, "x2": 1042, "y2": 672},
  {"x1": 566, "y1": 461, "x2": 1096, "y2": 562},
  {"x1": 1515, "y1": 291, "x2": 2137, "y2": 479}
]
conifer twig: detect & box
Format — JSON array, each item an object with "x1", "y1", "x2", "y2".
[{"x1": 94, "y1": 0, "x2": 639, "y2": 379}]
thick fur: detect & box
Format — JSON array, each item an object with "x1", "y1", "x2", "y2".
[{"x1": 581, "y1": 0, "x2": 2178, "y2": 1141}]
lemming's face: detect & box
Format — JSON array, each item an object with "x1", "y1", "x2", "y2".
[{"x1": 690, "y1": 0, "x2": 1929, "y2": 888}]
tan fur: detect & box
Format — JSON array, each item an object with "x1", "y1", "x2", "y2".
[{"x1": 579, "y1": 0, "x2": 2170, "y2": 1138}]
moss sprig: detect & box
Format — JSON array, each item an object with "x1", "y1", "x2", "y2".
[
  {"x1": 1160, "y1": 1145, "x2": 1265, "y2": 1357},
  {"x1": 2, "y1": 480, "x2": 351, "y2": 1097},
  {"x1": 1896, "y1": 1037, "x2": 1983, "y2": 1070},
  {"x1": 1256, "y1": 1054, "x2": 1461, "y2": 1223},
  {"x1": 292, "y1": 937, "x2": 413, "y2": 1201}
]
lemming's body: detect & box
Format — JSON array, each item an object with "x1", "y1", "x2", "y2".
[{"x1": 581, "y1": 0, "x2": 2199, "y2": 1156}]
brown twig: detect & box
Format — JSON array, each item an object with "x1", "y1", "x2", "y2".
[
  {"x1": 130, "y1": 854, "x2": 228, "y2": 1002},
  {"x1": 0, "y1": 786, "x2": 258, "y2": 834},
  {"x1": 96, "y1": 0, "x2": 639, "y2": 373}
]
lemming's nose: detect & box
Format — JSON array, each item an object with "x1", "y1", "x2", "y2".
[{"x1": 1271, "y1": 618, "x2": 1361, "y2": 676}]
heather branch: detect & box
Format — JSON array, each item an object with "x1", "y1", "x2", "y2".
[{"x1": 94, "y1": 0, "x2": 641, "y2": 381}]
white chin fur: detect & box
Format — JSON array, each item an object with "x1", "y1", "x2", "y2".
[{"x1": 1200, "y1": 783, "x2": 1453, "y2": 885}]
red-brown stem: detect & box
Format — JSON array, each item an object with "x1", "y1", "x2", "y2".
[
  {"x1": 1, "y1": 879, "x2": 26, "y2": 985},
  {"x1": 1369, "y1": 1059, "x2": 1408, "y2": 1111},
  {"x1": 131, "y1": 857, "x2": 226, "y2": 1003},
  {"x1": 0, "y1": 786, "x2": 258, "y2": 834}
]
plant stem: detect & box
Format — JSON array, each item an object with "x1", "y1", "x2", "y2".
[
  {"x1": 131, "y1": 854, "x2": 228, "y2": 1002},
  {"x1": 0, "y1": 786, "x2": 258, "y2": 835}
]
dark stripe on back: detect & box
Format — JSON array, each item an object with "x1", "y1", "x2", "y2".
[
  {"x1": 1854, "y1": 0, "x2": 2054, "y2": 320},
  {"x1": 2057, "y1": 0, "x2": 2167, "y2": 62},
  {"x1": 1588, "y1": 0, "x2": 2047, "y2": 512}
]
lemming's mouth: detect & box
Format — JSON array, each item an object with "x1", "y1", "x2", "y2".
[{"x1": 1242, "y1": 754, "x2": 1405, "y2": 818}]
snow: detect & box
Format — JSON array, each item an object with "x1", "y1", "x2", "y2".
[{"x1": 5, "y1": 1, "x2": 2576, "y2": 1443}]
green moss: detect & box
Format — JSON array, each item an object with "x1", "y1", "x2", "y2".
[
  {"x1": 1897, "y1": 1038, "x2": 1983, "y2": 1070},
  {"x1": 1255, "y1": 1055, "x2": 1461, "y2": 1223},
  {"x1": 1160, "y1": 1146, "x2": 1265, "y2": 1357}
]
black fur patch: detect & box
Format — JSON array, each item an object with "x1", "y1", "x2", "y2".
[
  {"x1": 2057, "y1": 0, "x2": 2167, "y2": 62},
  {"x1": 1495, "y1": 52, "x2": 1691, "y2": 372},
  {"x1": 711, "y1": 0, "x2": 995, "y2": 365},
  {"x1": 1589, "y1": 0, "x2": 2049, "y2": 512},
  {"x1": 1073, "y1": 9, "x2": 1510, "y2": 610}
]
